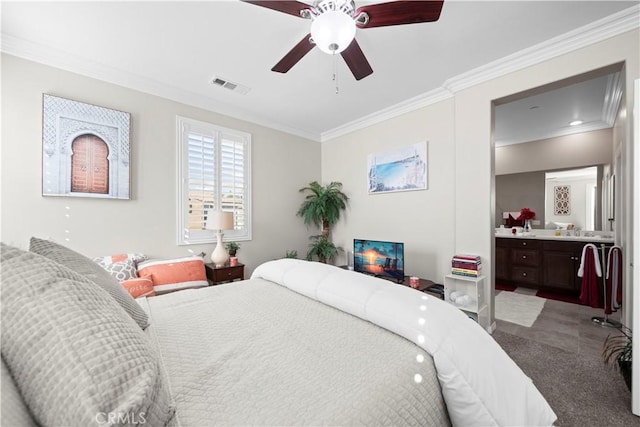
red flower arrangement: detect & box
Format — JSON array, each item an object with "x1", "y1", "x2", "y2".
[{"x1": 517, "y1": 208, "x2": 536, "y2": 220}]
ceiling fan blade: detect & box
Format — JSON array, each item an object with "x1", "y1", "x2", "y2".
[
  {"x1": 272, "y1": 34, "x2": 315, "y2": 73},
  {"x1": 356, "y1": 0, "x2": 444, "y2": 28},
  {"x1": 340, "y1": 39, "x2": 373, "y2": 81},
  {"x1": 241, "y1": 1, "x2": 313, "y2": 18}
]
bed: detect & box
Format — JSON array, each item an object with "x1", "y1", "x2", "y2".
[{"x1": 1, "y1": 242, "x2": 557, "y2": 426}]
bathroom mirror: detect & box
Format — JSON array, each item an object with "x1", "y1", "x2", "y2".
[
  {"x1": 495, "y1": 163, "x2": 607, "y2": 232},
  {"x1": 544, "y1": 166, "x2": 600, "y2": 231}
]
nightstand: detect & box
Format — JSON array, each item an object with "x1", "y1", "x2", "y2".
[{"x1": 205, "y1": 263, "x2": 245, "y2": 285}]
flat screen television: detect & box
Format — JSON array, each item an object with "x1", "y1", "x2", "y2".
[{"x1": 353, "y1": 239, "x2": 404, "y2": 283}]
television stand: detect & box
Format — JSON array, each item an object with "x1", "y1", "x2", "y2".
[
  {"x1": 376, "y1": 274, "x2": 403, "y2": 284},
  {"x1": 401, "y1": 276, "x2": 443, "y2": 299},
  {"x1": 347, "y1": 269, "x2": 402, "y2": 283},
  {"x1": 340, "y1": 266, "x2": 443, "y2": 300}
]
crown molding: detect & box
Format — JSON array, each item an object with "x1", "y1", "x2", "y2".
[
  {"x1": 443, "y1": 4, "x2": 639, "y2": 94},
  {"x1": 320, "y1": 87, "x2": 453, "y2": 141},
  {"x1": 0, "y1": 34, "x2": 322, "y2": 142},
  {"x1": 321, "y1": 4, "x2": 639, "y2": 142},
  {"x1": 603, "y1": 71, "x2": 624, "y2": 125},
  {"x1": 2, "y1": 4, "x2": 637, "y2": 144},
  {"x1": 495, "y1": 121, "x2": 612, "y2": 147}
]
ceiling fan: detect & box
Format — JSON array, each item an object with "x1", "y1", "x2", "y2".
[{"x1": 242, "y1": 0, "x2": 444, "y2": 81}]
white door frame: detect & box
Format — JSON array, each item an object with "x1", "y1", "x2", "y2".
[{"x1": 632, "y1": 78, "x2": 639, "y2": 415}]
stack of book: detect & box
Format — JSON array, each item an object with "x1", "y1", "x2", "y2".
[{"x1": 451, "y1": 254, "x2": 482, "y2": 277}]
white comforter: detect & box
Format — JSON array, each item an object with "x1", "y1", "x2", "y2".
[{"x1": 252, "y1": 259, "x2": 557, "y2": 427}]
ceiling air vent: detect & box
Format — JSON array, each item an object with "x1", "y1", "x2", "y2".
[{"x1": 210, "y1": 76, "x2": 250, "y2": 95}]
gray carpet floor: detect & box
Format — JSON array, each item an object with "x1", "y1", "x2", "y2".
[{"x1": 493, "y1": 329, "x2": 638, "y2": 426}]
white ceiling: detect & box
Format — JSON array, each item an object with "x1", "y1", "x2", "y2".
[
  {"x1": 494, "y1": 70, "x2": 623, "y2": 146},
  {"x1": 1, "y1": 1, "x2": 638, "y2": 142}
]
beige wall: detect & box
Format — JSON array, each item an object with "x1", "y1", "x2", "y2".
[
  {"x1": 495, "y1": 128, "x2": 613, "y2": 176},
  {"x1": 1, "y1": 54, "x2": 321, "y2": 275},
  {"x1": 2, "y1": 29, "x2": 638, "y2": 322},
  {"x1": 321, "y1": 29, "x2": 639, "y2": 324},
  {"x1": 322, "y1": 99, "x2": 456, "y2": 281}
]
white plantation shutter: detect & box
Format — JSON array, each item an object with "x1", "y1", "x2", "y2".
[
  {"x1": 220, "y1": 133, "x2": 246, "y2": 230},
  {"x1": 186, "y1": 133, "x2": 216, "y2": 232},
  {"x1": 177, "y1": 116, "x2": 251, "y2": 245}
]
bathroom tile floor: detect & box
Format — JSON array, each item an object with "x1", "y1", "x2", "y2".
[{"x1": 494, "y1": 287, "x2": 622, "y2": 358}]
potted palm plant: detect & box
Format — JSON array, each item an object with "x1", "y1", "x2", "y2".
[
  {"x1": 306, "y1": 235, "x2": 341, "y2": 264},
  {"x1": 603, "y1": 325, "x2": 632, "y2": 391},
  {"x1": 297, "y1": 181, "x2": 348, "y2": 264},
  {"x1": 297, "y1": 181, "x2": 349, "y2": 240}
]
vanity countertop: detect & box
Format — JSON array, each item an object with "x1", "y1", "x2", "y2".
[{"x1": 495, "y1": 233, "x2": 614, "y2": 243}]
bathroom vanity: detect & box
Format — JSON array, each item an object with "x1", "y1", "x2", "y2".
[{"x1": 495, "y1": 234, "x2": 614, "y2": 294}]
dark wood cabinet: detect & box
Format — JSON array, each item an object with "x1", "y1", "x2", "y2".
[
  {"x1": 542, "y1": 249, "x2": 580, "y2": 292},
  {"x1": 510, "y1": 243, "x2": 541, "y2": 285},
  {"x1": 541, "y1": 241, "x2": 591, "y2": 293},
  {"x1": 511, "y1": 247, "x2": 541, "y2": 267},
  {"x1": 495, "y1": 244, "x2": 509, "y2": 281},
  {"x1": 205, "y1": 263, "x2": 245, "y2": 285},
  {"x1": 511, "y1": 265, "x2": 541, "y2": 286},
  {"x1": 503, "y1": 238, "x2": 542, "y2": 287},
  {"x1": 495, "y1": 237, "x2": 611, "y2": 294}
]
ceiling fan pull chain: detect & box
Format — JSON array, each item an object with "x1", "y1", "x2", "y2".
[{"x1": 333, "y1": 53, "x2": 339, "y2": 95}]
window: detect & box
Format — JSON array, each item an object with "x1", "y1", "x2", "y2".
[{"x1": 177, "y1": 116, "x2": 251, "y2": 245}]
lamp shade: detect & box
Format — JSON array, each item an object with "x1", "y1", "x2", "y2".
[{"x1": 206, "y1": 211, "x2": 234, "y2": 231}]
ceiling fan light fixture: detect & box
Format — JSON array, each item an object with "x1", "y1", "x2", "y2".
[
  {"x1": 243, "y1": 0, "x2": 443, "y2": 81},
  {"x1": 310, "y1": 10, "x2": 356, "y2": 54}
]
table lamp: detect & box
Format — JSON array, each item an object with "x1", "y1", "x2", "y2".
[{"x1": 206, "y1": 211, "x2": 234, "y2": 267}]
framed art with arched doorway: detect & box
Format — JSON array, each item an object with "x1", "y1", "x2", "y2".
[{"x1": 42, "y1": 94, "x2": 131, "y2": 199}]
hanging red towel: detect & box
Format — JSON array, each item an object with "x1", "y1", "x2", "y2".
[
  {"x1": 605, "y1": 246, "x2": 623, "y2": 314},
  {"x1": 578, "y1": 244, "x2": 602, "y2": 309}
]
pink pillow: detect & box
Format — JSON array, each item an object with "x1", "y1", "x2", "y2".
[
  {"x1": 121, "y1": 278, "x2": 156, "y2": 298},
  {"x1": 137, "y1": 257, "x2": 208, "y2": 294}
]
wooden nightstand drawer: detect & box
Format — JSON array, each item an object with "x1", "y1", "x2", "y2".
[{"x1": 205, "y1": 263, "x2": 244, "y2": 285}]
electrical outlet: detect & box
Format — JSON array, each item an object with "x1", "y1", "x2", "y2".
[{"x1": 532, "y1": 220, "x2": 541, "y2": 225}]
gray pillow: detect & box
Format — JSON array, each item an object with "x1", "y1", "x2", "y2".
[
  {"x1": 29, "y1": 237, "x2": 149, "y2": 329},
  {"x1": 1, "y1": 356, "x2": 37, "y2": 427},
  {"x1": 1, "y1": 243, "x2": 174, "y2": 427}
]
